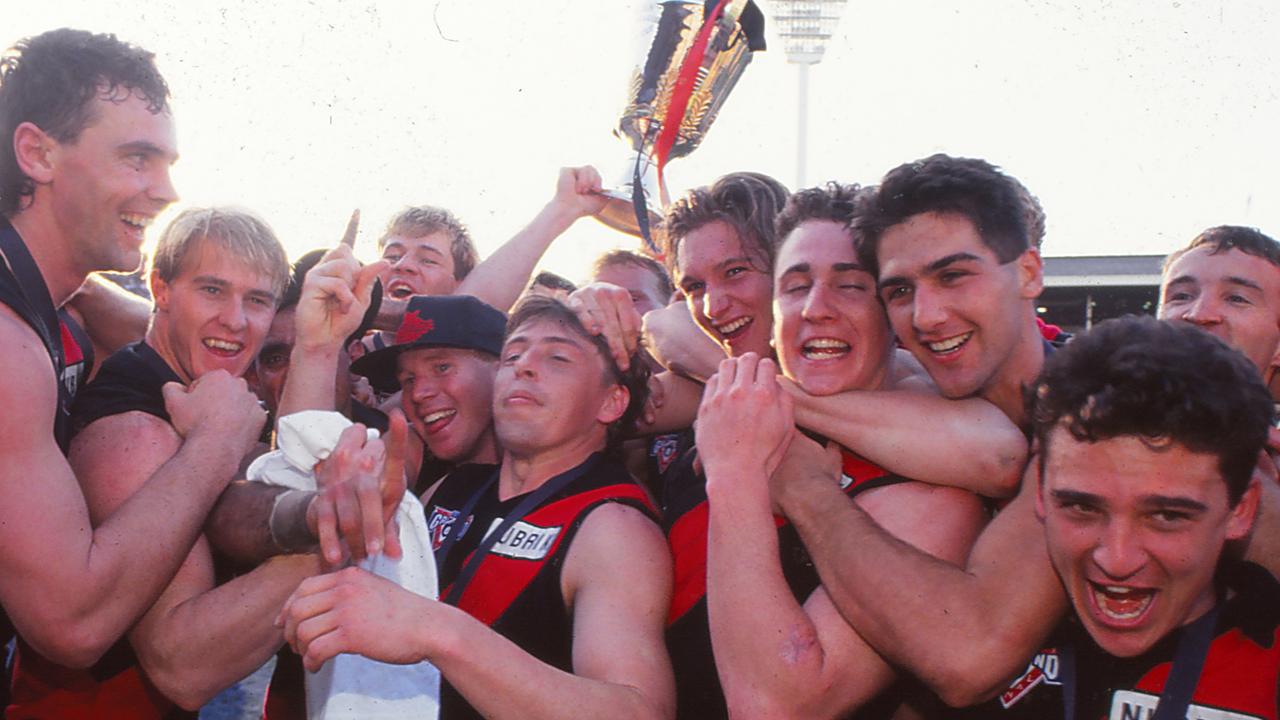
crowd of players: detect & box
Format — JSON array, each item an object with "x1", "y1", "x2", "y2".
[{"x1": 1, "y1": 27, "x2": 1278, "y2": 720}]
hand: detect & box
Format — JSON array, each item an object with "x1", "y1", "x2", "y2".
[
  {"x1": 695, "y1": 353, "x2": 794, "y2": 497},
  {"x1": 163, "y1": 370, "x2": 267, "y2": 457},
  {"x1": 566, "y1": 282, "x2": 642, "y2": 371},
  {"x1": 642, "y1": 302, "x2": 724, "y2": 381},
  {"x1": 295, "y1": 245, "x2": 386, "y2": 353},
  {"x1": 640, "y1": 371, "x2": 666, "y2": 428},
  {"x1": 279, "y1": 566, "x2": 433, "y2": 671},
  {"x1": 549, "y1": 165, "x2": 607, "y2": 220},
  {"x1": 349, "y1": 373, "x2": 376, "y2": 407},
  {"x1": 769, "y1": 432, "x2": 843, "y2": 515},
  {"x1": 308, "y1": 411, "x2": 409, "y2": 566}
]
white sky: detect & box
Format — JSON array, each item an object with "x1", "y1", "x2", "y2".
[{"x1": 11, "y1": 1, "x2": 1280, "y2": 283}]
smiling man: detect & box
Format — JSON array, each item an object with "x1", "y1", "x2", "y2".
[
  {"x1": 953, "y1": 317, "x2": 1279, "y2": 719},
  {"x1": 7, "y1": 207, "x2": 309, "y2": 717},
  {"x1": 0, "y1": 28, "x2": 271, "y2": 685}
]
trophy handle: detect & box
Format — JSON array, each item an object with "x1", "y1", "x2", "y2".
[{"x1": 597, "y1": 151, "x2": 665, "y2": 240}]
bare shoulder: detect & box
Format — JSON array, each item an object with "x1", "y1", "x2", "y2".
[
  {"x1": 562, "y1": 502, "x2": 669, "y2": 605},
  {"x1": 0, "y1": 308, "x2": 58, "y2": 416},
  {"x1": 71, "y1": 411, "x2": 182, "y2": 520},
  {"x1": 856, "y1": 480, "x2": 987, "y2": 564}
]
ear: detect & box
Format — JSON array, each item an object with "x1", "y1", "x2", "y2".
[
  {"x1": 1016, "y1": 248, "x2": 1044, "y2": 299},
  {"x1": 13, "y1": 122, "x2": 56, "y2": 185},
  {"x1": 149, "y1": 268, "x2": 171, "y2": 312},
  {"x1": 1225, "y1": 477, "x2": 1262, "y2": 542},
  {"x1": 595, "y1": 383, "x2": 629, "y2": 426}
]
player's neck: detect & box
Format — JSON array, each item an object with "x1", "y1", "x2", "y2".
[
  {"x1": 9, "y1": 210, "x2": 88, "y2": 307},
  {"x1": 498, "y1": 436, "x2": 603, "y2": 501},
  {"x1": 982, "y1": 317, "x2": 1046, "y2": 430}
]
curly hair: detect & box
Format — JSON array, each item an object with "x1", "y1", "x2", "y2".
[
  {"x1": 1162, "y1": 225, "x2": 1280, "y2": 274},
  {"x1": 661, "y1": 171, "x2": 789, "y2": 276},
  {"x1": 505, "y1": 295, "x2": 651, "y2": 452},
  {"x1": 1028, "y1": 316, "x2": 1272, "y2": 504},
  {"x1": 379, "y1": 205, "x2": 478, "y2": 281},
  {"x1": 854, "y1": 154, "x2": 1031, "y2": 279},
  {"x1": 774, "y1": 181, "x2": 869, "y2": 266},
  {"x1": 0, "y1": 29, "x2": 169, "y2": 216}
]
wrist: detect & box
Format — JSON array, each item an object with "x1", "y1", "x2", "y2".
[{"x1": 270, "y1": 489, "x2": 320, "y2": 554}]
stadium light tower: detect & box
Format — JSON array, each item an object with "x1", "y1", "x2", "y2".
[{"x1": 771, "y1": 0, "x2": 849, "y2": 188}]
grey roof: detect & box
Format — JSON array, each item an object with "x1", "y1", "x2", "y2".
[{"x1": 1042, "y1": 254, "x2": 1165, "y2": 288}]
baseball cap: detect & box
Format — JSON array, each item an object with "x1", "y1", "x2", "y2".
[{"x1": 351, "y1": 294, "x2": 506, "y2": 392}]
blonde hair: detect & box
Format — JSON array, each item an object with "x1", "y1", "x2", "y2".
[{"x1": 150, "y1": 207, "x2": 290, "y2": 300}]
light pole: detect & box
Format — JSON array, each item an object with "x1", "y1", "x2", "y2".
[{"x1": 771, "y1": 0, "x2": 849, "y2": 189}]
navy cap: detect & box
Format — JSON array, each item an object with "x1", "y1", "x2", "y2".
[{"x1": 351, "y1": 294, "x2": 506, "y2": 392}]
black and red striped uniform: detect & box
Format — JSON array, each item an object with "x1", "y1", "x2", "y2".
[
  {"x1": 954, "y1": 562, "x2": 1280, "y2": 719},
  {"x1": 661, "y1": 446, "x2": 910, "y2": 720},
  {"x1": 425, "y1": 455, "x2": 657, "y2": 720}
]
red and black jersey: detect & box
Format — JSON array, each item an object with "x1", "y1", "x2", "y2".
[
  {"x1": 953, "y1": 562, "x2": 1280, "y2": 720},
  {"x1": 8, "y1": 342, "x2": 192, "y2": 720},
  {"x1": 661, "y1": 445, "x2": 910, "y2": 720},
  {"x1": 425, "y1": 455, "x2": 657, "y2": 720}
]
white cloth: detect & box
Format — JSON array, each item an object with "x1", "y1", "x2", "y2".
[{"x1": 247, "y1": 410, "x2": 441, "y2": 720}]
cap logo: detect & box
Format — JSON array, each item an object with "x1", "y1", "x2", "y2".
[{"x1": 395, "y1": 310, "x2": 436, "y2": 345}]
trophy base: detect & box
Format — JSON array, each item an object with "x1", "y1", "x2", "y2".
[{"x1": 594, "y1": 154, "x2": 666, "y2": 243}]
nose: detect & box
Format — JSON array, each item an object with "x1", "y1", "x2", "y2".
[
  {"x1": 409, "y1": 376, "x2": 440, "y2": 403},
  {"x1": 1091, "y1": 518, "x2": 1146, "y2": 581},
  {"x1": 150, "y1": 166, "x2": 179, "y2": 208},
  {"x1": 911, "y1": 286, "x2": 947, "y2": 332},
  {"x1": 393, "y1": 254, "x2": 416, "y2": 273},
  {"x1": 801, "y1": 284, "x2": 837, "y2": 323},
  {"x1": 219, "y1": 299, "x2": 248, "y2": 332},
  {"x1": 701, "y1": 284, "x2": 730, "y2": 323},
  {"x1": 1180, "y1": 294, "x2": 1222, "y2": 326}
]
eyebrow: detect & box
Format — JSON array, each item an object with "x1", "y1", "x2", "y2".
[
  {"x1": 925, "y1": 252, "x2": 983, "y2": 274},
  {"x1": 415, "y1": 244, "x2": 446, "y2": 258},
  {"x1": 119, "y1": 140, "x2": 177, "y2": 163},
  {"x1": 1165, "y1": 274, "x2": 1263, "y2": 293},
  {"x1": 1050, "y1": 489, "x2": 1103, "y2": 507},
  {"x1": 1138, "y1": 495, "x2": 1209, "y2": 513}
]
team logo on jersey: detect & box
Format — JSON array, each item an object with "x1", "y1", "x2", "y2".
[
  {"x1": 1000, "y1": 649, "x2": 1062, "y2": 709},
  {"x1": 482, "y1": 518, "x2": 562, "y2": 561},
  {"x1": 839, "y1": 472, "x2": 854, "y2": 491},
  {"x1": 428, "y1": 506, "x2": 467, "y2": 551},
  {"x1": 651, "y1": 434, "x2": 680, "y2": 475},
  {"x1": 1108, "y1": 690, "x2": 1260, "y2": 720},
  {"x1": 61, "y1": 361, "x2": 85, "y2": 398}
]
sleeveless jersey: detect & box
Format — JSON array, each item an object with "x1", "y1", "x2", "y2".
[
  {"x1": 424, "y1": 456, "x2": 656, "y2": 720},
  {"x1": 952, "y1": 562, "x2": 1280, "y2": 720},
  {"x1": 661, "y1": 445, "x2": 911, "y2": 720},
  {"x1": 8, "y1": 341, "x2": 192, "y2": 720}
]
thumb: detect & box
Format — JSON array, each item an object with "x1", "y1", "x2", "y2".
[{"x1": 161, "y1": 381, "x2": 188, "y2": 408}]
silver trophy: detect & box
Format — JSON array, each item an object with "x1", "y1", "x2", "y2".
[{"x1": 595, "y1": 0, "x2": 767, "y2": 252}]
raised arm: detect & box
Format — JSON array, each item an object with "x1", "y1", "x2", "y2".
[
  {"x1": 455, "y1": 166, "x2": 608, "y2": 312},
  {"x1": 283, "y1": 503, "x2": 675, "y2": 720},
  {"x1": 786, "y1": 369, "x2": 1027, "y2": 498},
  {"x1": 0, "y1": 324, "x2": 263, "y2": 667},
  {"x1": 773, "y1": 452, "x2": 1065, "y2": 707}
]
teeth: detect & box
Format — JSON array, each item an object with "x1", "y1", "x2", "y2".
[
  {"x1": 1092, "y1": 584, "x2": 1153, "y2": 621},
  {"x1": 802, "y1": 338, "x2": 850, "y2": 359},
  {"x1": 926, "y1": 332, "x2": 972, "y2": 354},
  {"x1": 203, "y1": 338, "x2": 243, "y2": 352},
  {"x1": 120, "y1": 213, "x2": 152, "y2": 229},
  {"x1": 424, "y1": 409, "x2": 456, "y2": 424},
  {"x1": 715, "y1": 317, "x2": 750, "y2": 336},
  {"x1": 388, "y1": 283, "x2": 414, "y2": 299}
]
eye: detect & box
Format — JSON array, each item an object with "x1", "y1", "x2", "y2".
[
  {"x1": 382, "y1": 252, "x2": 404, "y2": 263},
  {"x1": 1165, "y1": 290, "x2": 1193, "y2": 303},
  {"x1": 939, "y1": 270, "x2": 970, "y2": 284},
  {"x1": 502, "y1": 351, "x2": 521, "y2": 365},
  {"x1": 552, "y1": 354, "x2": 571, "y2": 364},
  {"x1": 259, "y1": 351, "x2": 288, "y2": 370},
  {"x1": 1226, "y1": 293, "x2": 1252, "y2": 306},
  {"x1": 726, "y1": 265, "x2": 750, "y2": 279},
  {"x1": 682, "y1": 280, "x2": 705, "y2": 296},
  {"x1": 201, "y1": 285, "x2": 221, "y2": 296},
  {"x1": 1150, "y1": 509, "x2": 1193, "y2": 528},
  {"x1": 434, "y1": 362, "x2": 452, "y2": 374},
  {"x1": 419, "y1": 257, "x2": 438, "y2": 267},
  {"x1": 249, "y1": 296, "x2": 272, "y2": 307},
  {"x1": 881, "y1": 285, "x2": 911, "y2": 303},
  {"x1": 782, "y1": 281, "x2": 811, "y2": 296}
]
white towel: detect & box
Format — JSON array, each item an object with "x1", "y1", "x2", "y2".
[{"x1": 247, "y1": 410, "x2": 441, "y2": 720}]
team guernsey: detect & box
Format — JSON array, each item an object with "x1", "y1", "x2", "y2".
[
  {"x1": 661, "y1": 444, "x2": 911, "y2": 720},
  {"x1": 8, "y1": 341, "x2": 192, "y2": 720},
  {"x1": 425, "y1": 454, "x2": 656, "y2": 720},
  {"x1": 952, "y1": 562, "x2": 1280, "y2": 720}
]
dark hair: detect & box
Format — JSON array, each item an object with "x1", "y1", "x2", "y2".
[
  {"x1": 591, "y1": 249, "x2": 675, "y2": 302},
  {"x1": 1162, "y1": 225, "x2": 1280, "y2": 274},
  {"x1": 379, "y1": 205, "x2": 478, "y2": 281},
  {"x1": 1, "y1": 28, "x2": 170, "y2": 216},
  {"x1": 774, "y1": 182, "x2": 868, "y2": 268},
  {"x1": 854, "y1": 154, "x2": 1031, "y2": 278},
  {"x1": 505, "y1": 295, "x2": 651, "y2": 451},
  {"x1": 1029, "y1": 316, "x2": 1272, "y2": 504},
  {"x1": 662, "y1": 171, "x2": 789, "y2": 275},
  {"x1": 528, "y1": 270, "x2": 577, "y2": 295}
]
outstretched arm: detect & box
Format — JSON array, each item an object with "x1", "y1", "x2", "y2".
[
  {"x1": 284, "y1": 504, "x2": 675, "y2": 720},
  {"x1": 786, "y1": 367, "x2": 1027, "y2": 498},
  {"x1": 773, "y1": 454, "x2": 1065, "y2": 707},
  {"x1": 456, "y1": 166, "x2": 608, "y2": 313}
]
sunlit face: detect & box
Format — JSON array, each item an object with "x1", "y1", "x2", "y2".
[
  {"x1": 878, "y1": 211, "x2": 1041, "y2": 401},
  {"x1": 379, "y1": 231, "x2": 458, "y2": 299},
  {"x1": 593, "y1": 262, "x2": 670, "y2": 315},
  {"x1": 251, "y1": 305, "x2": 297, "y2": 414},
  {"x1": 675, "y1": 220, "x2": 774, "y2": 358},
  {"x1": 151, "y1": 242, "x2": 278, "y2": 383},
  {"x1": 397, "y1": 346, "x2": 498, "y2": 464},
  {"x1": 1159, "y1": 245, "x2": 1280, "y2": 373},
  {"x1": 1037, "y1": 427, "x2": 1257, "y2": 658},
  {"x1": 493, "y1": 317, "x2": 625, "y2": 456},
  {"x1": 773, "y1": 220, "x2": 893, "y2": 396},
  {"x1": 46, "y1": 91, "x2": 179, "y2": 274}
]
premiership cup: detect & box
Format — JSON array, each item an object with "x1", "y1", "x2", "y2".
[{"x1": 595, "y1": 0, "x2": 766, "y2": 251}]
